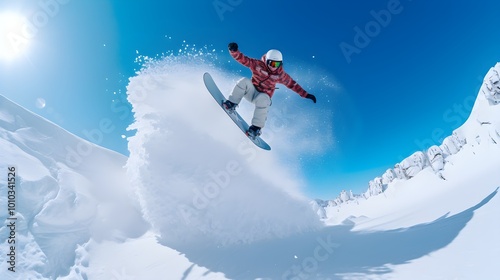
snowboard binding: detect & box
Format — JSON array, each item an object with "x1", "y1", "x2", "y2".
[
  {"x1": 222, "y1": 100, "x2": 237, "y2": 113},
  {"x1": 246, "y1": 125, "x2": 262, "y2": 140}
]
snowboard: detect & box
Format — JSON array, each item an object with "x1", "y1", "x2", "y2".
[{"x1": 203, "y1": 72, "x2": 271, "y2": 151}]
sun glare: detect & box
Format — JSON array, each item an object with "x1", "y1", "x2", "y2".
[{"x1": 0, "y1": 12, "x2": 29, "y2": 61}]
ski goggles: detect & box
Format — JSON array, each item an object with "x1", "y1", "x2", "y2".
[{"x1": 267, "y1": 60, "x2": 282, "y2": 68}]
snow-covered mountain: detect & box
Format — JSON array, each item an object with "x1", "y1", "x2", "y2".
[
  {"x1": 312, "y1": 63, "x2": 500, "y2": 278},
  {"x1": 0, "y1": 58, "x2": 499, "y2": 280},
  {"x1": 318, "y1": 63, "x2": 500, "y2": 219}
]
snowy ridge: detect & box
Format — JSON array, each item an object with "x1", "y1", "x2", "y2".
[
  {"x1": 309, "y1": 63, "x2": 500, "y2": 278},
  {"x1": 320, "y1": 62, "x2": 500, "y2": 213},
  {"x1": 0, "y1": 95, "x2": 148, "y2": 279}
]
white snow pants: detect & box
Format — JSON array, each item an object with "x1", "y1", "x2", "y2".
[{"x1": 228, "y1": 78, "x2": 271, "y2": 128}]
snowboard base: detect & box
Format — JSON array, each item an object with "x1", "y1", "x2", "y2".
[{"x1": 203, "y1": 72, "x2": 271, "y2": 151}]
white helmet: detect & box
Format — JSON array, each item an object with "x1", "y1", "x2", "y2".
[
  {"x1": 265, "y1": 49, "x2": 283, "y2": 68},
  {"x1": 265, "y1": 49, "x2": 283, "y2": 62}
]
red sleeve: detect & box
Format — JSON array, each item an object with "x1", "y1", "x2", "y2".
[
  {"x1": 230, "y1": 50, "x2": 258, "y2": 69},
  {"x1": 281, "y1": 72, "x2": 308, "y2": 97}
]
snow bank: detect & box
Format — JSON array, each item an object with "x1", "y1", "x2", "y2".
[
  {"x1": 0, "y1": 95, "x2": 148, "y2": 279},
  {"x1": 126, "y1": 53, "x2": 322, "y2": 246}
]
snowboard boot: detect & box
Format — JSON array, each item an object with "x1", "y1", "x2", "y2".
[
  {"x1": 222, "y1": 100, "x2": 237, "y2": 113},
  {"x1": 246, "y1": 125, "x2": 262, "y2": 139}
]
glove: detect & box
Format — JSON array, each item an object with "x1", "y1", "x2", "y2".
[
  {"x1": 306, "y1": 94, "x2": 317, "y2": 103},
  {"x1": 228, "y1": 42, "x2": 238, "y2": 52}
]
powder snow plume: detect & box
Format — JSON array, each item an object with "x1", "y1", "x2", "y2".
[{"x1": 125, "y1": 50, "x2": 323, "y2": 248}]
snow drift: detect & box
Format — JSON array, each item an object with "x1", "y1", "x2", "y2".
[
  {"x1": 0, "y1": 95, "x2": 148, "y2": 279},
  {"x1": 125, "y1": 54, "x2": 323, "y2": 247}
]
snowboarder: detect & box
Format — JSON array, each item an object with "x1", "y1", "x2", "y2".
[{"x1": 224, "y1": 42, "x2": 317, "y2": 138}]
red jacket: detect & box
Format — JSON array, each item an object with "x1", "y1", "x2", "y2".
[{"x1": 230, "y1": 50, "x2": 309, "y2": 98}]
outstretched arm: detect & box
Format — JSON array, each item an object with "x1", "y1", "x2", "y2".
[{"x1": 281, "y1": 73, "x2": 317, "y2": 103}]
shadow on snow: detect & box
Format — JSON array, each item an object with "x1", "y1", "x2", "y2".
[{"x1": 167, "y1": 187, "x2": 498, "y2": 280}]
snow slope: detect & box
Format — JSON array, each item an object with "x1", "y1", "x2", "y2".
[
  {"x1": 0, "y1": 95, "x2": 149, "y2": 279},
  {"x1": 0, "y1": 54, "x2": 499, "y2": 279},
  {"x1": 317, "y1": 63, "x2": 500, "y2": 278}
]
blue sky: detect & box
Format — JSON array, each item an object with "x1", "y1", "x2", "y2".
[{"x1": 1, "y1": 0, "x2": 500, "y2": 198}]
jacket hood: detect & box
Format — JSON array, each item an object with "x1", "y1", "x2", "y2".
[{"x1": 261, "y1": 54, "x2": 267, "y2": 63}]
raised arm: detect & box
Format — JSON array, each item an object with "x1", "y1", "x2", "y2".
[{"x1": 228, "y1": 42, "x2": 259, "y2": 68}]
